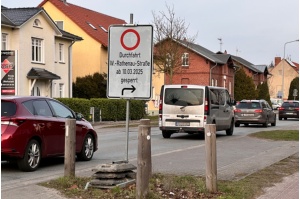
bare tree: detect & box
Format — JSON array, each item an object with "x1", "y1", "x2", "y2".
[{"x1": 152, "y1": 4, "x2": 197, "y2": 84}]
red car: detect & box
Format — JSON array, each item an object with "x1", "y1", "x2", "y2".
[{"x1": 1, "y1": 96, "x2": 98, "y2": 171}]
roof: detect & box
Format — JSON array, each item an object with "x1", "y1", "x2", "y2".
[
  {"x1": 38, "y1": 0, "x2": 127, "y2": 47},
  {"x1": 252, "y1": 65, "x2": 271, "y2": 75},
  {"x1": 1, "y1": 7, "x2": 42, "y2": 27},
  {"x1": 1, "y1": 6, "x2": 82, "y2": 41},
  {"x1": 177, "y1": 40, "x2": 225, "y2": 64},
  {"x1": 27, "y1": 67, "x2": 61, "y2": 80}
]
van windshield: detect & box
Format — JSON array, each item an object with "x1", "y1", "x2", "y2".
[{"x1": 164, "y1": 88, "x2": 204, "y2": 106}]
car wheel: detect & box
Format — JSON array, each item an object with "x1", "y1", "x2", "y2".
[
  {"x1": 279, "y1": 117, "x2": 282, "y2": 120},
  {"x1": 226, "y1": 120, "x2": 234, "y2": 136},
  {"x1": 263, "y1": 118, "x2": 268, "y2": 128},
  {"x1": 162, "y1": 130, "x2": 172, "y2": 138},
  {"x1": 284, "y1": 118, "x2": 287, "y2": 120},
  {"x1": 235, "y1": 123, "x2": 240, "y2": 127},
  {"x1": 17, "y1": 139, "x2": 41, "y2": 172},
  {"x1": 244, "y1": 123, "x2": 249, "y2": 127},
  {"x1": 77, "y1": 134, "x2": 94, "y2": 161},
  {"x1": 271, "y1": 116, "x2": 276, "y2": 126}
]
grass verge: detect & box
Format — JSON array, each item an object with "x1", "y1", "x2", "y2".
[{"x1": 40, "y1": 130, "x2": 298, "y2": 199}]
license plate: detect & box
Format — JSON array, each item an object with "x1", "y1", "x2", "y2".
[
  {"x1": 176, "y1": 122, "x2": 190, "y2": 126},
  {"x1": 286, "y1": 113, "x2": 294, "y2": 115},
  {"x1": 242, "y1": 114, "x2": 254, "y2": 116}
]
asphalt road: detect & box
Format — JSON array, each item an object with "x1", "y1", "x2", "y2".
[{"x1": 1, "y1": 118, "x2": 299, "y2": 192}]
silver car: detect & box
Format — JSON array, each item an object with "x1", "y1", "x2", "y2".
[{"x1": 234, "y1": 99, "x2": 276, "y2": 127}]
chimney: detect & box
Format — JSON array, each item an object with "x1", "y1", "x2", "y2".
[{"x1": 274, "y1": 57, "x2": 281, "y2": 66}]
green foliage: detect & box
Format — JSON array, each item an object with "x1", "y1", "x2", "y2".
[
  {"x1": 73, "y1": 73, "x2": 107, "y2": 99},
  {"x1": 234, "y1": 69, "x2": 257, "y2": 101},
  {"x1": 55, "y1": 98, "x2": 145, "y2": 121},
  {"x1": 288, "y1": 77, "x2": 299, "y2": 100},
  {"x1": 257, "y1": 81, "x2": 272, "y2": 106},
  {"x1": 90, "y1": 98, "x2": 146, "y2": 121}
]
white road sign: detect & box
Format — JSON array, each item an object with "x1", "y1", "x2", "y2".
[{"x1": 107, "y1": 25, "x2": 153, "y2": 99}]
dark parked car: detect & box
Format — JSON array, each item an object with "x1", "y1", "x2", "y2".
[
  {"x1": 278, "y1": 101, "x2": 299, "y2": 120},
  {"x1": 1, "y1": 96, "x2": 98, "y2": 171},
  {"x1": 234, "y1": 99, "x2": 276, "y2": 127}
]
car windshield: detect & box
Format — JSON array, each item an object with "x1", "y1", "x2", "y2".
[
  {"x1": 1, "y1": 101, "x2": 17, "y2": 116},
  {"x1": 236, "y1": 102, "x2": 261, "y2": 109},
  {"x1": 282, "y1": 102, "x2": 299, "y2": 108},
  {"x1": 165, "y1": 88, "x2": 204, "y2": 106}
]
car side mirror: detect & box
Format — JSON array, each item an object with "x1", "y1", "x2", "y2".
[{"x1": 76, "y1": 112, "x2": 84, "y2": 120}]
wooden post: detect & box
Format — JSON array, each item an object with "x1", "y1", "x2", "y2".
[
  {"x1": 205, "y1": 124, "x2": 217, "y2": 193},
  {"x1": 136, "y1": 119, "x2": 152, "y2": 199},
  {"x1": 64, "y1": 119, "x2": 76, "y2": 177}
]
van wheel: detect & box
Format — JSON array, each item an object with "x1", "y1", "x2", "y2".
[
  {"x1": 226, "y1": 120, "x2": 234, "y2": 136},
  {"x1": 162, "y1": 131, "x2": 172, "y2": 138}
]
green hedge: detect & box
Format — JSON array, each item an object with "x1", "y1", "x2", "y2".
[{"x1": 55, "y1": 98, "x2": 145, "y2": 121}]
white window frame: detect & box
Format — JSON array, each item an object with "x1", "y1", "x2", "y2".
[
  {"x1": 165, "y1": 53, "x2": 171, "y2": 68},
  {"x1": 56, "y1": 21, "x2": 64, "y2": 30},
  {"x1": 59, "y1": 43, "x2": 64, "y2": 62},
  {"x1": 2, "y1": 33, "x2": 8, "y2": 50},
  {"x1": 211, "y1": 78, "x2": 214, "y2": 86},
  {"x1": 182, "y1": 53, "x2": 189, "y2": 67},
  {"x1": 31, "y1": 38, "x2": 44, "y2": 63},
  {"x1": 215, "y1": 79, "x2": 218, "y2": 86},
  {"x1": 59, "y1": 83, "x2": 64, "y2": 98}
]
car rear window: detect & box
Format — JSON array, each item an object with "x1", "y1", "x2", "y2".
[
  {"x1": 164, "y1": 88, "x2": 204, "y2": 106},
  {"x1": 236, "y1": 102, "x2": 261, "y2": 109},
  {"x1": 1, "y1": 101, "x2": 17, "y2": 116},
  {"x1": 282, "y1": 102, "x2": 299, "y2": 108}
]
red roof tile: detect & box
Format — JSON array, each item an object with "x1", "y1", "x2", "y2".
[{"x1": 39, "y1": 0, "x2": 127, "y2": 47}]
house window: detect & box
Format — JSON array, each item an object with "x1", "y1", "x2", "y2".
[
  {"x1": 181, "y1": 78, "x2": 189, "y2": 84},
  {"x1": 211, "y1": 78, "x2": 214, "y2": 86},
  {"x1": 222, "y1": 65, "x2": 227, "y2": 74},
  {"x1": 59, "y1": 83, "x2": 64, "y2": 97},
  {"x1": 182, "y1": 53, "x2": 189, "y2": 66},
  {"x1": 56, "y1": 21, "x2": 64, "y2": 30},
  {"x1": 223, "y1": 79, "x2": 226, "y2": 88},
  {"x1": 2, "y1": 33, "x2": 8, "y2": 50},
  {"x1": 229, "y1": 81, "x2": 232, "y2": 94},
  {"x1": 215, "y1": 79, "x2": 218, "y2": 86},
  {"x1": 33, "y1": 19, "x2": 42, "y2": 28},
  {"x1": 165, "y1": 53, "x2": 171, "y2": 67},
  {"x1": 59, "y1": 43, "x2": 64, "y2": 62},
  {"x1": 32, "y1": 38, "x2": 43, "y2": 63}
]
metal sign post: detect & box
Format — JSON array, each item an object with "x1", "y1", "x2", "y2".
[{"x1": 107, "y1": 24, "x2": 153, "y2": 162}]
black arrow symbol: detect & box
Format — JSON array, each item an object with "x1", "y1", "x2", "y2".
[{"x1": 122, "y1": 85, "x2": 136, "y2": 95}]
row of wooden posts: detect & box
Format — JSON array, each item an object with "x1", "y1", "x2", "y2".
[{"x1": 64, "y1": 119, "x2": 217, "y2": 198}]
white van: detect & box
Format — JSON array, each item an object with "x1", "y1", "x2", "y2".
[{"x1": 159, "y1": 84, "x2": 236, "y2": 138}]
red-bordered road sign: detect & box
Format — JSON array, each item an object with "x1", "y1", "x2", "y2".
[{"x1": 107, "y1": 25, "x2": 153, "y2": 99}]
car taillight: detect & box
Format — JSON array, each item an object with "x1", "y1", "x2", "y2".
[
  {"x1": 278, "y1": 107, "x2": 284, "y2": 111},
  {"x1": 234, "y1": 109, "x2": 241, "y2": 113},
  {"x1": 3, "y1": 118, "x2": 26, "y2": 127},
  {"x1": 254, "y1": 109, "x2": 263, "y2": 113},
  {"x1": 295, "y1": 108, "x2": 299, "y2": 111}
]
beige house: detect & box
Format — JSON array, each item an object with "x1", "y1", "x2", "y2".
[
  {"x1": 268, "y1": 57, "x2": 299, "y2": 100},
  {"x1": 1, "y1": 6, "x2": 82, "y2": 97}
]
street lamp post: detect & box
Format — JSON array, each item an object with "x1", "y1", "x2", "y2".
[{"x1": 282, "y1": 39, "x2": 299, "y2": 100}]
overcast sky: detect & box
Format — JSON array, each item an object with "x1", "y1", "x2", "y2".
[{"x1": 2, "y1": 0, "x2": 299, "y2": 65}]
